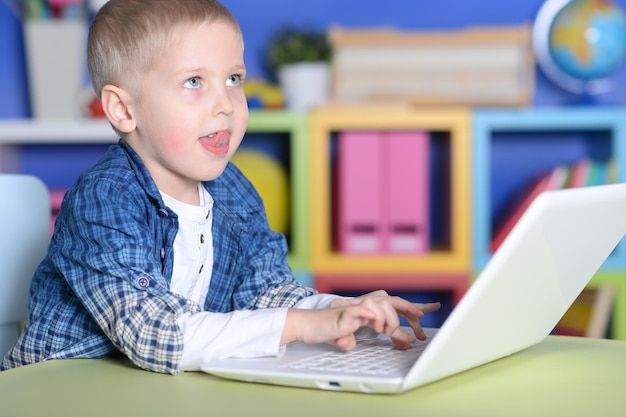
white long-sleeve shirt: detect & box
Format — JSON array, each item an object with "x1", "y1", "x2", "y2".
[{"x1": 161, "y1": 186, "x2": 340, "y2": 371}]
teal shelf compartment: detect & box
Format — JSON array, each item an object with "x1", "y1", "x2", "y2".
[{"x1": 472, "y1": 107, "x2": 626, "y2": 271}]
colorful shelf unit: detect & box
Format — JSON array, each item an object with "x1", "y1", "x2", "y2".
[
  {"x1": 472, "y1": 107, "x2": 626, "y2": 271},
  {"x1": 245, "y1": 110, "x2": 310, "y2": 272},
  {"x1": 309, "y1": 105, "x2": 472, "y2": 276}
]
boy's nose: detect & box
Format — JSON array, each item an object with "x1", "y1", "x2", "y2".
[{"x1": 210, "y1": 87, "x2": 235, "y2": 116}]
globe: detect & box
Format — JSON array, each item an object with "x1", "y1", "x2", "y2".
[{"x1": 533, "y1": 0, "x2": 626, "y2": 97}]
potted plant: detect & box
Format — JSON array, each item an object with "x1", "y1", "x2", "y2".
[{"x1": 265, "y1": 26, "x2": 332, "y2": 110}]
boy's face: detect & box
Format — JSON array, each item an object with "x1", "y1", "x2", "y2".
[{"x1": 123, "y1": 20, "x2": 248, "y2": 200}]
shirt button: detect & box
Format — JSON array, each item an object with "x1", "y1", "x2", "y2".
[
  {"x1": 137, "y1": 277, "x2": 150, "y2": 288},
  {"x1": 200, "y1": 234, "x2": 205, "y2": 244}
]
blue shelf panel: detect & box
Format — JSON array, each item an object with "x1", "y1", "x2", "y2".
[
  {"x1": 293, "y1": 272, "x2": 312, "y2": 287},
  {"x1": 472, "y1": 107, "x2": 626, "y2": 271},
  {"x1": 17, "y1": 143, "x2": 111, "y2": 189}
]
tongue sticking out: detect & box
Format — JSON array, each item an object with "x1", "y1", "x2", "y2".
[{"x1": 200, "y1": 131, "x2": 230, "y2": 155}]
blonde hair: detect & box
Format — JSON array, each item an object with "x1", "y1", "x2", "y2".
[{"x1": 87, "y1": 0, "x2": 240, "y2": 98}]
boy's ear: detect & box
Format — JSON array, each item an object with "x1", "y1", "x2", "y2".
[{"x1": 100, "y1": 85, "x2": 136, "y2": 134}]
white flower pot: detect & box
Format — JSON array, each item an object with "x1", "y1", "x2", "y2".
[
  {"x1": 277, "y1": 62, "x2": 331, "y2": 110},
  {"x1": 24, "y1": 20, "x2": 87, "y2": 120}
]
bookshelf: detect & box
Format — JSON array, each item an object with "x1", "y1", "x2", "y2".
[{"x1": 2, "y1": 106, "x2": 626, "y2": 338}]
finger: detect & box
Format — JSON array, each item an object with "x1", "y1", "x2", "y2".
[
  {"x1": 335, "y1": 305, "x2": 385, "y2": 349},
  {"x1": 416, "y1": 302, "x2": 441, "y2": 313},
  {"x1": 398, "y1": 311, "x2": 424, "y2": 338},
  {"x1": 393, "y1": 302, "x2": 441, "y2": 330},
  {"x1": 338, "y1": 305, "x2": 377, "y2": 334},
  {"x1": 368, "y1": 289, "x2": 389, "y2": 297},
  {"x1": 389, "y1": 327, "x2": 417, "y2": 350},
  {"x1": 361, "y1": 296, "x2": 417, "y2": 337},
  {"x1": 347, "y1": 290, "x2": 389, "y2": 307},
  {"x1": 374, "y1": 298, "x2": 404, "y2": 336},
  {"x1": 334, "y1": 334, "x2": 357, "y2": 351},
  {"x1": 387, "y1": 297, "x2": 426, "y2": 319},
  {"x1": 406, "y1": 303, "x2": 440, "y2": 340},
  {"x1": 373, "y1": 298, "x2": 402, "y2": 337}
]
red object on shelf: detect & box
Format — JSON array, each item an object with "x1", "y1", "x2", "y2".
[
  {"x1": 490, "y1": 165, "x2": 568, "y2": 253},
  {"x1": 567, "y1": 158, "x2": 591, "y2": 188},
  {"x1": 86, "y1": 95, "x2": 106, "y2": 118}
]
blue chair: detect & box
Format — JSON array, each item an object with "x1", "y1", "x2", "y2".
[{"x1": 0, "y1": 174, "x2": 50, "y2": 360}]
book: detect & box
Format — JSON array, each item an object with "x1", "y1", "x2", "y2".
[
  {"x1": 588, "y1": 160, "x2": 609, "y2": 186},
  {"x1": 606, "y1": 158, "x2": 618, "y2": 184},
  {"x1": 328, "y1": 25, "x2": 534, "y2": 106},
  {"x1": 584, "y1": 160, "x2": 600, "y2": 187},
  {"x1": 490, "y1": 165, "x2": 569, "y2": 253},
  {"x1": 566, "y1": 158, "x2": 591, "y2": 188}
]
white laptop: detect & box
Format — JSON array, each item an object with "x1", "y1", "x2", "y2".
[{"x1": 203, "y1": 183, "x2": 626, "y2": 394}]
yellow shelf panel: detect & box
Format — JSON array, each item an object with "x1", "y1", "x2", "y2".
[{"x1": 309, "y1": 105, "x2": 472, "y2": 275}]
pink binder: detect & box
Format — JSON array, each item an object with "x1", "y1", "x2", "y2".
[
  {"x1": 384, "y1": 131, "x2": 430, "y2": 253},
  {"x1": 338, "y1": 131, "x2": 384, "y2": 253}
]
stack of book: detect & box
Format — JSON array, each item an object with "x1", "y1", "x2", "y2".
[
  {"x1": 491, "y1": 159, "x2": 617, "y2": 253},
  {"x1": 328, "y1": 25, "x2": 534, "y2": 107}
]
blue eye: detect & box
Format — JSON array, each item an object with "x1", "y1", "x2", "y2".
[
  {"x1": 227, "y1": 74, "x2": 241, "y2": 87},
  {"x1": 183, "y1": 77, "x2": 201, "y2": 89}
]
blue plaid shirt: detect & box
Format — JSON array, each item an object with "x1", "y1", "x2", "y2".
[{"x1": 1, "y1": 139, "x2": 316, "y2": 374}]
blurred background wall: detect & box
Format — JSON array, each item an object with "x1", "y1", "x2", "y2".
[{"x1": 1, "y1": 0, "x2": 626, "y2": 119}]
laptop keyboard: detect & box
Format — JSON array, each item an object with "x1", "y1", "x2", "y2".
[{"x1": 285, "y1": 340, "x2": 428, "y2": 376}]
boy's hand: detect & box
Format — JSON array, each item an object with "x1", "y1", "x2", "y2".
[
  {"x1": 282, "y1": 305, "x2": 378, "y2": 351},
  {"x1": 329, "y1": 290, "x2": 441, "y2": 349},
  {"x1": 281, "y1": 290, "x2": 441, "y2": 351}
]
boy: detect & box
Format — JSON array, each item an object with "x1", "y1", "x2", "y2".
[{"x1": 1, "y1": 0, "x2": 439, "y2": 374}]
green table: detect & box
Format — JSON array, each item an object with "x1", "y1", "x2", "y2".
[{"x1": 1, "y1": 335, "x2": 625, "y2": 417}]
